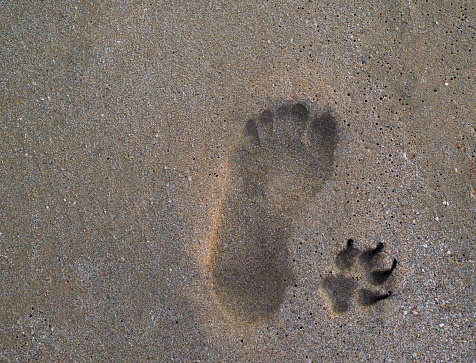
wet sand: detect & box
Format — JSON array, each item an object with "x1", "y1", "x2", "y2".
[{"x1": 1, "y1": 1, "x2": 475, "y2": 361}]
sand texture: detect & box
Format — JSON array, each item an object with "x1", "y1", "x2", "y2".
[{"x1": 1, "y1": 0, "x2": 475, "y2": 361}]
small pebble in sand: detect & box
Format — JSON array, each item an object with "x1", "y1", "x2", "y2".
[{"x1": 411, "y1": 310, "x2": 419, "y2": 316}]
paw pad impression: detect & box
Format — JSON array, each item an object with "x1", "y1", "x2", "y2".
[{"x1": 321, "y1": 239, "x2": 397, "y2": 314}]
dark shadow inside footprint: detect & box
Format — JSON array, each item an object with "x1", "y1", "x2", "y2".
[
  {"x1": 321, "y1": 275, "x2": 357, "y2": 314},
  {"x1": 359, "y1": 243, "x2": 385, "y2": 268},
  {"x1": 310, "y1": 110, "x2": 337, "y2": 145},
  {"x1": 370, "y1": 259, "x2": 397, "y2": 285},
  {"x1": 291, "y1": 102, "x2": 309, "y2": 119},
  {"x1": 210, "y1": 101, "x2": 338, "y2": 323},
  {"x1": 335, "y1": 239, "x2": 360, "y2": 273},
  {"x1": 211, "y1": 204, "x2": 293, "y2": 323},
  {"x1": 357, "y1": 289, "x2": 392, "y2": 306}
]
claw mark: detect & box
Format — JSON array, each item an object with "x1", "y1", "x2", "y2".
[
  {"x1": 357, "y1": 289, "x2": 392, "y2": 306},
  {"x1": 370, "y1": 259, "x2": 398, "y2": 285}
]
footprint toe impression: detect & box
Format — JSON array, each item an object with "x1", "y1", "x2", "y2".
[
  {"x1": 321, "y1": 240, "x2": 398, "y2": 315},
  {"x1": 210, "y1": 102, "x2": 338, "y2": 323}
]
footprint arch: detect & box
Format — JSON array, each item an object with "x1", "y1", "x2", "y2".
[{"x1": 208, "y1": 101, "x2": 339, "y2": 324}]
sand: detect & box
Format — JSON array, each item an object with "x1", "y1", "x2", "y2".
[{"x1": 1, "y1": 0, "x2": 475, "y2": 361}]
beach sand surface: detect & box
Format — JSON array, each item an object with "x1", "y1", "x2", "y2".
[{"x1": 1, "y1": 0, "x2": 475, "y2": 361}]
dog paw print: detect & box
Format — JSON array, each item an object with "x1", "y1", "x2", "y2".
[{"x1": 321, "y1": 239, "x2": 397, "y2": 314}]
